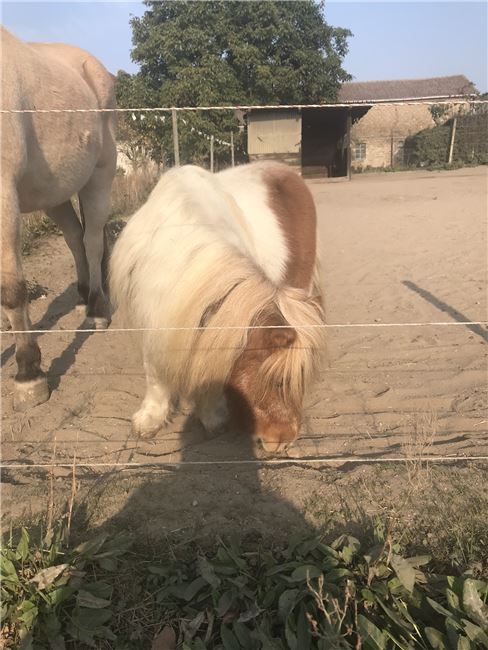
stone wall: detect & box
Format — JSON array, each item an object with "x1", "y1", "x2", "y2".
[{"x1": 351, "y1": 102, "x2": 470, "y2": 169}]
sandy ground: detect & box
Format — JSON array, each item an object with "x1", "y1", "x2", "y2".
[{"x1": 1, "y1": 166, "x2": 487, "y2": 539}]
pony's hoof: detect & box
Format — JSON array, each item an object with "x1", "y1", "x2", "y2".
[
  {"x1": 13, "y1": 376, "x2": 50, "y2": 411},
  {"x1": 198, "y1": 397, "x2": 228, "y2": 435},
  {"x1": 259, "y1": 439, "x2": 292, "y2": 454},
  {"x1": 132, "y1": 409, "x2": 166, "y2": 438}
]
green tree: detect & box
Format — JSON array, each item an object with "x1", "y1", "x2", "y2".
[{"x1": 116, "y1": 0, "x2": 352, "y2": 166}]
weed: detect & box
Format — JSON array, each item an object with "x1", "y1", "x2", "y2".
[
  {"x1": 2, "y1": 517, "x2": 487, "y2": 648},
  {"x1": 1, "y1": 523, "x2": 132, "y2": 647},
  {"x1": 110, "y1": 164, "x2": 160, "y2": 218},
  {"x1": 22, "y1": 212, "x2": 60, "y2": 255}
]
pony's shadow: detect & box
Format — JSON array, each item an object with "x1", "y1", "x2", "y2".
[{"x1": 80, "y1": 390, "x2": 315, "y2": 545}]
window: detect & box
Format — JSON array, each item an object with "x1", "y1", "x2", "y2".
[{"x1": 353, "y1": 142, "x2": 366, "y2": 161}]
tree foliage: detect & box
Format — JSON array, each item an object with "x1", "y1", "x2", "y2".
[{"x1": 116, "y1": 0, "x2": 352, "y2": 167}]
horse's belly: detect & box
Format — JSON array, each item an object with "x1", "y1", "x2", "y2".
[{"x1": 18, "y1": 119, "x2": 103, "y2": 212}]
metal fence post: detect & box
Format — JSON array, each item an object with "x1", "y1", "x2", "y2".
[
  {"x1": 346, "y1": 110, "x2": 352, "y2": 180},
  {"x1": 172, "y1": 108, "x2": 180, "y2": 167},
  {"x1": 448, "y1": 117, "x2": 457, "y2": 164}
]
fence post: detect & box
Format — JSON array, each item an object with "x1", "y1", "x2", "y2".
[
  {"x1": 448, "y1": 117, "x2": 457, "y2": 164},
  {"x1": 210, "y1": 135, "x2": 214, "y2": 172},
  {"x1": 346, "y1": 110, "x2": 352, "y2": 180},
  {"x1": 390, "y1": 134, "x2": 394, "y2": 167},
  {"x1": 230, "y1": 132, "x2": 235, "y2": 167},
  {"x1": 171, "y1": 108, "x2": 180, "y2": 167}
]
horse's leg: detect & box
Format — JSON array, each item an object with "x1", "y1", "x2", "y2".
[
  {"x1": 196, "y1": 389, "x2": 229, "y2": 434},
  {"x1": 46, "y1": 201, "x2": 89, "y2": 308},
  {"x1": 1, "y1": 186, "x2": 49, "y2": 410},
  {"x1": 78, "y1": 166, "x2": 113, "y2": 329},
  {"x1": 132, "y1": 360, "x2": 172, "y2": 437}
]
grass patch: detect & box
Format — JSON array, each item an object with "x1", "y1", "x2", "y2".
[
  {"x1": 22, "y1": 212, "x2": 60, "y2": 255},
  {"x1": 110, "y1": 165, "x2": 160, "y2": 219},
  {"x1": 2, "y1": 514, "x2": 487, "y2": 649}
]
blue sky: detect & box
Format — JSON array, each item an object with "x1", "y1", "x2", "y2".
[{"x1": 2, "y1": 1, "x2": 487, "y2": 91}]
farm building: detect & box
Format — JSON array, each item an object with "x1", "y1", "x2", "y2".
[{"x1": 246, "y1": 75, "x2": 478, "y2": 178}]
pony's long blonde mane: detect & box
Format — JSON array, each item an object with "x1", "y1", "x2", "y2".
[{"x1": 145, "y1": 268, "x2": 325, "y2": 405}]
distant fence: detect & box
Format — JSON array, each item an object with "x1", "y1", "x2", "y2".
[{"x1": 4, "y1": 98, "x2": 487, "y2": 174}]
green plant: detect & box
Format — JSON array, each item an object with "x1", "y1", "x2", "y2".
[
  {"x1": 116, "y1": 0, "x2": 351, "y2": 166},
  {"x1": 139, "y1": 526, "x2": 488, "y2": 649},
  {"x1": 1, "y1": 523, "x2": 132, "y2": 648},
  {"x1": 404, "y1": 111, "x2": 488, "y2": 169},
  {"x1": 2, "y1": 519, "x2": 487, "y2": 648}
]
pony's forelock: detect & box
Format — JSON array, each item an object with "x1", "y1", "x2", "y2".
[{"x1": 253, "y1": 286, "x2": 325, "y2": 407}]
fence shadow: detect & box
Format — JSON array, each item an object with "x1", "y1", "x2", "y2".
[
  {"x1": 47, "y1": 329, "x2": 94, "y2": 392},
  {"x1": 402, "y1": 280, "x2": 488, "y2": 342}
]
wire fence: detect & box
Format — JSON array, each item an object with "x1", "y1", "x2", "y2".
[
  {"x1": 2, "y1": 99, "x2": 487, "y2": 472},
  {"x1": 2, "y1": 98, "x2": 487, "y2": 113},
  {"x1": 2, "y1": 455, "x2": 488, "y2": 471},
  {"x1": 4, "y1": 96, "x2": 488, "y2": 175},
  {"x1": 2, "y1": 321, "x2": 488, "y2": 336}
]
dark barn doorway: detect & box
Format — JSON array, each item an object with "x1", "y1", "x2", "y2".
[
  {"x1": 301, "y1": 107, "x2": 348, "y2": 178},
  {"x1": 301, "y1": 106, "x2": 371, "y2": 179}
]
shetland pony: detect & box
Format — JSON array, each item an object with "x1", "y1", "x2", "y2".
[
  {"x1": 0, "y1": 27, "x2": 116, "y2": 410},
  {"x1": 110, "y1": 162, "x2": 325, "y2": 452}
]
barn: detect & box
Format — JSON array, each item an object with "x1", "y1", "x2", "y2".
[{"x1": 246, "y1": 75, "x2": 478, "y2": 178}]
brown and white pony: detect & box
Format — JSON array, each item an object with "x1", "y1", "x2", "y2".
[
  {"x1": 0, "y1": 27, "x2": 116, "y2": 410},
  {"x1": 110, "y1": 162, "x2": 325, "y2": 452}
]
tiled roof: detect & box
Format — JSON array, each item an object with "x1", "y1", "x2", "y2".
[{"x1": 338, "y1": 75, "x2": 478, "y2": 102}]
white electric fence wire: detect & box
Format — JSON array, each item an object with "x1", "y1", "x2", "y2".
[
  {"x1": 1, "y1": 455, "x2": 488, "y2": 470},
  {"x1": 2, "y1": 321, "x2": 487, "y2": 335},
  {"x1": 1, "y1": 99, "x2": 486, "y2": 114}
]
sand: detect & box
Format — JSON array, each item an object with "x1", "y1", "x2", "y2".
[{"x1": 1, "y1": 166, "x2": 487, "y2": 537}]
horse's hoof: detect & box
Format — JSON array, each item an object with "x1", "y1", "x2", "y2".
[
  {"x1": 13, "y1": 376, "x2": 50, "y2": 411},
  {"x1": 132, "y1": 408, "x2": 167, "y2": 438},
  {"x1": 86, "y1": 316, "x2": 110, "y2": 330}
]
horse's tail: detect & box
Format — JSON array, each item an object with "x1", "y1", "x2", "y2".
[{"x1": 80, "y1": 56, "x2": 116, "y2": 110}]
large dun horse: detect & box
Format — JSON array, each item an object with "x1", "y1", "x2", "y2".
[
  {"x1": 0, "y1": 28, "x2": 117, "y2": 410},
  {"x1": 110, "y1": 162, "x2": 325, "y2": 452}
]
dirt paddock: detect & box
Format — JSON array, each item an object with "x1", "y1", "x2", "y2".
[{"x1": 1, "y1": 166, "x2": 487, "y2": 542}]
